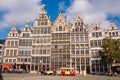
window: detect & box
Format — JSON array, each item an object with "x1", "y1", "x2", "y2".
[
  {"x1": 78, "y1": 22, "x2": 80, "y2": 26},
  {"x1": 19, "y1": 39, "x2": 32, "y2": 46},
  {"x1": 7, "y1": 41, "x2": 10, "y2": 46},
  {"x1": 94, "y1": 40, "x2": 97, "y2": 47},
  {"x1": 23, "y1": 33, "x2": 29, "y2": 37},
  {"x1": 38, "y1": 21, "x2": 40, "y2": 26},
  {"x1": 109, "y1": 32, "x2": 111, "y2": 36},
  {"x1": 9, "y1": 59, "x2": 12, "y2": 63},
  {"x1": 6, "y1": 50, "x2": 9, "y2": 56},
  {"x1": 14, "y1": 50, "x2": 17, "y2": 56},
  {"x1": 44, "y1": 27, "x2": 47, "y2": 34},
  {"x1": 25, "y1": 58, "x2": 27, "y2": 62},
  {"x1": 10, "y1": 50, "x2": 13, "y2": 56},
  {"x1": 85, "y1": 49, "x2": 89, "y2": 54},
  {"x1": 86, "y1": 58, "x2": 89, "y2": 65},
  {"x1": 81, "y1": 58, "x2": 84, "y2": 64},
  {"x1": 81, "y1": 49, "x2": 84, "y2": 55},
  {"x1": 48, "y1": 27, "x2": 51, "y2": 34},
  {"x1": 98, "y1": 40, "x2": 102, "y2": 47},
  {"x1": 15, "y1": 41, "x2": 18, "y2": 46},
  {"x1": 56, "y1": 28, "x2": 58, "y2": 31},
  {"x1": 92, "y1": 33, "x2": 95, "y2": 37},
  {"x1": 21, "y1": 58, "x2": 23, "y2": 62},
  {"x1": 72, "y1": 58, "x2": 75, "y2": 62},
  {"x1": 59, "y1": 26, "x2": 62, "y2": 31},
  {"x1": 76, "y1": 51, "x2": 79, "y2": 54},
  {"x1": 96, "y1": 32, "x2": 99, "y2": 37},
  {"x1": 28, "y1": 58, "x2": 31, "y2": 62},
  {"x1": 75, "y1": 22, "x2": 77, "y2": 26},
  {"x1": 76, "y1": 36, "x2": 79, "y2": 42},
  {"x1": 17, "y1": 58, "x2": 20, "y2": 62},
  {"x1": 112, "y1": 32, "x2": 115, "y2": 36},
  {"x1": 45, "y1": 22, "x2": 47, "y2": 25},
  {"x1": 5, "y1": 59, "x2": 8, "y2": 62},
  {"x1": 13, "y1": 59, "x2": 16, "y2": 63},
  {"x1": 99, "y1": 32, "x2": 102, "y2": 36},
  {"x1": 116, "y1": 32, "x2": 118, "y2": 36},
  {"x1": 41, "y1": 21, "x2": 44, "y2": 25},
  {"x1": 11, "y1": 41, "x2": 14, "y2": 47}
]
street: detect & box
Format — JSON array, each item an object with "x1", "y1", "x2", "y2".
[{"x1": 2, "y1": 73, "x2": 120, "y2": 80}]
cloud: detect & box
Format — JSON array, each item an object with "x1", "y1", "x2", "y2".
[
  {"x1": 64, "y1": 0, "x2": 120, "y2": 28},
  {"x1": 0, "y1": 0, "x2": 42, "y2": 29},
  {"x1": 58, "y1": 1, "x2": 67, "y2": 12}
]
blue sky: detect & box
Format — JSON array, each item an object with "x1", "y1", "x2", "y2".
[{"x1": 0, "y1": 0, "x2": 120, "y2": 39}]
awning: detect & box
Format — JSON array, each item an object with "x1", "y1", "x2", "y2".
[{"x1": 2, "y1": 64, "x2": 12, "y2": 69}]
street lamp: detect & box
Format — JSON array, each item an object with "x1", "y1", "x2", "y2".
[
  {"x1": 39, "y1": 60, "x2": 42, "y2": 72},
  {"x1": 37, "y1": 57, "x2": 42, "y2": 74}
]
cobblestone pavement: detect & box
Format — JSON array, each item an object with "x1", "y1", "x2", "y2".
[{"x1": 2, "y1": 73, "x2": 120, "y2": 80}]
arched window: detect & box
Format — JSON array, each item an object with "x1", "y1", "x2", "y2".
[
  {"x1": 63, "y1": 27, "x2": 65, "y2": 31},
  {"x1": 112, "y1": 32, "x2": 115, "y2": 36},
  {"x1": 78, "y1": 22, "x2": 80, "y2": 26},
  {"x1": 45, "y1": 21, "x2": 47, "y2": 25},
  {"x1": 75, "y1": 22, "x2": 77, "y2": 26},
  {"x1": 59, "y1": 26, "x2": 62, "y2": 31},
  {"x1": 56, "y1": 28, "x2": 58, "y2": 31},
  {"x1": 41, "y1": 21, "x2": 44, "y2": 25},
  {"x1": 116, "y1": 31, "x2": 118, "y2": 36}
]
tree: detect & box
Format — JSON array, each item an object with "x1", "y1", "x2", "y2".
[
  {"x1": 0, "y1": 39, "x2": 5, "y2": 44},
  {"x1": 114, "y1": 40, "x2": 120, "y2": 63},
  {"x1": 99, "y1": 37, "x2": 120, "y2": 72}
]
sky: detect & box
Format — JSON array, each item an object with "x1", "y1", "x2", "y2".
[{"x1": 0, "y1": 0, "x2": 120, "y2": 39}]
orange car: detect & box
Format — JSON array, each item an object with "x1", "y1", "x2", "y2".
[{"x1": 58, "y1": 67, "x2": 75, "y2": 76}]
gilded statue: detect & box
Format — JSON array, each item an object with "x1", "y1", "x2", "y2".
[{"x1": 42, "y1": 4, "x2": 46, "y2": 10}]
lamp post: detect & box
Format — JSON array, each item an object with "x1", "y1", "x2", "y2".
[
  {"x1": 0, "y1": 63, "x2": 3, "y2": 80},
  {"x1": 39, "y1": 60, "x2": 42, "y2": 72},
  {"x1": 106, "y1": 47, "x2": 109, "y2": 72},
  {"x1": 37, "y1": 57, "x2": 39, "y2": 74},
  {"x1": 37, "y1": 57, "x2": 42, "y2": 74}
]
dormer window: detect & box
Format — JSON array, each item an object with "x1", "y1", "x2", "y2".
[
  {"x1": 109, "y1": 32, "x2": 111, "y2": 36},
  {"x1": 56, "y1": 28, "x2": 58, "y2": 31},
  {"x1": 80, "y1": 27, "x2": 83, "y2": 31},
  {"x1": 72, "y1": 29, "x2": 74, "y2": 31},
  {"x1": 25, "y1": 27, "x2": 28, "y2": 31},
  {"x1": 116, "y1": 32, "x2": 118, "y2": 36},
  {"x1": 112, "y1": 27, "x2": 114, "y2": 30},
  {"x1": 42, "y1": 15, "x2": 44, "y2": 18},
  {"x1": 112, "y1": 32, "x2": 115, "y2": 36},
  {"x1": 78, "y1": 22, "x2": 80, "y2": 26},
  {"x1": 75, "y1": 22, "x2": 77, "y2": 26},
  {"x1": 95, "y1": 27, "x2": 98, "y2": 30},
  {"x1": 84, "y1": 29, "x2": 86, "y2": 31},
  {"x1": 45, "y1": 22, "x2": 47, "y2": 25},
  {"x1": 13, "y1": 33, "x2": 14, "y2": 37},
  {"x1": 76, "y1": 29, "x2": 77, "y2": 31},
  {"x1": 23, "y1": 33, "x2": 29, "y2": 37}
]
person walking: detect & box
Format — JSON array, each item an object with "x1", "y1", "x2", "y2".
[{"x1": 0, "y1": 72, "x2": 3, "y2": 80}]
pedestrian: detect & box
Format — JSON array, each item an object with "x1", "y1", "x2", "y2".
[
  {"x1": 53, "y1": 70, "x2": 56, "y2": 76},
  {"x1": 0, "y1": 72, "x2": 3, "y2": 80}
]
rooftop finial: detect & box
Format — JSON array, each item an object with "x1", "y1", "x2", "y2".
[
  {"x1": 13, "y1": 21, "x2": 16, "y2": 26},
  {"x1": 42, "y1": 4, "x2": 46, "y2": 11},
  {"x1": 26, "y1": 20, "x2": 29, "y2": 25}
]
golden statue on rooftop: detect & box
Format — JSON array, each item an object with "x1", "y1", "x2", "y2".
[{"x1": 42, "y1": 4, "x2": 46, "y2": 11}]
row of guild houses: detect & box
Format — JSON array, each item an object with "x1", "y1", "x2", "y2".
[{"x1": 2, "y1": 5, "x2": 120, "y2": 74}]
